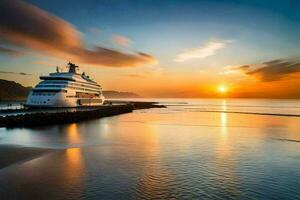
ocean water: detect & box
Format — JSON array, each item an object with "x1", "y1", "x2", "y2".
[{"x1": 0, "y1": 99, "x2": 300, "y2": 199}]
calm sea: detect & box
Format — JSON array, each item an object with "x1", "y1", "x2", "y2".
[{"x1": 0, "y1": 99, "x2": 300, "y2": 199}]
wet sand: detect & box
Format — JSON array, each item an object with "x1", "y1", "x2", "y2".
[{"x1": 0, "y1": 145, "x2": 54, "y2": 169}]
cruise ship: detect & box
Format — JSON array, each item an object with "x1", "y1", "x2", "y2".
[{"x1": 26, "y1": 62, "x2": 105, "y2": 107}]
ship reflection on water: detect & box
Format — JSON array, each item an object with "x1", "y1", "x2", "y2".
[{"x1": 0, "y1": 99, "x2": 300, "y2": 199}]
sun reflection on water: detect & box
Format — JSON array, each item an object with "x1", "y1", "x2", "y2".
[
  {"x1": 66, "y1": 147, "x2": 83, "y2": 165},
  {"x1": 214, "y1": 99, "x2": 243, "y2": 197},
  {"x1": 66, "y1": 123, "x2": 82, "y2": 144}
]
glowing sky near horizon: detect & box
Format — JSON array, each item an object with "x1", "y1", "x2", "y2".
[{"x1": 0, "y1": 0, "x2": 300, "y2": 98}]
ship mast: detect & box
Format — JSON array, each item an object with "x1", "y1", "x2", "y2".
[{"x1": 67, "y1": 62, "x2": 79, "y2": 73}]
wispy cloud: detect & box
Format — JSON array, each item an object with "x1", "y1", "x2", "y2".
[
  {"x1": 225, "y1": 59, "x2": 300, "y2": 81},
  {"x1": 0, "y1": 70, "x2": 31, "y2": 75},
  {"x1": 0, "y1": 0, "x2": 156, "y2": 67},
  {"x1": 0, "y1": 46, "x2": 22, "y2": 56},
  {"x1": 113, "y1": 35, "x2": 131, "y2": 47},
  {"x1": 174, "y1": 41, "x2": 226, "y2": 62},
  {"x1": 221, "y1": 65, "x2": 247, "y2": 75},
  {"x1": 89, "y1": 27, "x2": 101, "y2": 35},
  {"x1": 32, "y1": 61, "x2": 60, "y2": 67}
]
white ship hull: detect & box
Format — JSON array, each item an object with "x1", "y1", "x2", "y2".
[{"x1": 26, "y1": 91, "x2": 105, "y2": 107}]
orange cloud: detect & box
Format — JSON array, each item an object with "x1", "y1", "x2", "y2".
[
  {"x1": 112, "y1": 35, "x2": 131, "y2": 47},
  {"x1": 0, "y1": 0, "x2": 156, "y2": 67},
  {"x1": 227, "y1": 59, "x2": 300, "y2": 82},
  {"x1": 77, "y1": 47, "x2": 155, "y2": 67}
]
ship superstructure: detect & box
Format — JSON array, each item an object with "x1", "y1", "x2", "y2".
[{"x1": 26, "y1": 62, "x2": 105, "y2": 107}]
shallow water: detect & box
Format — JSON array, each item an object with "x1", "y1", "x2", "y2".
[{"x1": 0, "y1": 99, "x2": 300, "y2": 199}]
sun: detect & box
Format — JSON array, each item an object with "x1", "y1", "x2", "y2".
[{"x1": 218, "y1": 85, "x2": 227, "y2": 94}]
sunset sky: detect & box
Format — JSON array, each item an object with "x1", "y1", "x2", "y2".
[{"x1": 0, "y1": 0, "x2": 300, "y2": 98}]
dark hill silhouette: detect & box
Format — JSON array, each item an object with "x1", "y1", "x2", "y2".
[
  {"x1": 0, "y1": 79, "x2": 31, "y2": 100},
  {"x1": 0, "y1": 79, "x2": 140, "y2": 100},
  {"x1": 103, "y1": 90, "x2": 141, "y2": 98}
]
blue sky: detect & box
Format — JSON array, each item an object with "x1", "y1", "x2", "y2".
[
  {"x1": 0, "y1": 0, "x2": 300, "y2": 97},
  {"x1": 26, "y1": 0, "x2": 300, "y2": 60}
]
